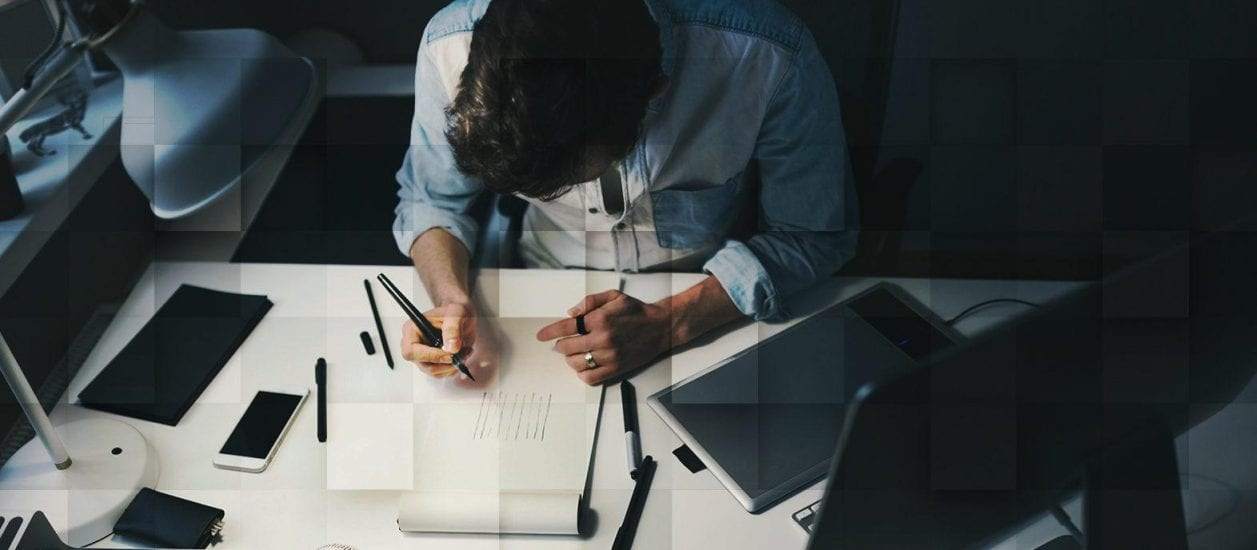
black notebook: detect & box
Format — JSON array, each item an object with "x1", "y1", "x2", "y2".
[{"x1": 78, "y1": 285, "x2": 272, "y2": 426}]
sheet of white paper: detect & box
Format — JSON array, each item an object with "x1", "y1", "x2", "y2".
[
  {"x1": 398, "y1": 273, "x2": 620, "y2": 534},
  {"x1": 410, "y1": 317, "x2": 598, "y2": 492}
]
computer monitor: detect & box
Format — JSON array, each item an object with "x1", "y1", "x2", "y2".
[{"x1": 806, "y1": 227, "x2": 1257, "y2": 549}]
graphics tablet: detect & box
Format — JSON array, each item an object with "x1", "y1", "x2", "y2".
[{"x1": 647, "y1": 283, "x2": 962, "y2": 513}]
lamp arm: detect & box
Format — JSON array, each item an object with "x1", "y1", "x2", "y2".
[
  {"x1": 0, "y1": 333, "x2": 71, "y2": 469},
  {"x1": 0, "y1": 41, "x2": 90, "y2": 137}
]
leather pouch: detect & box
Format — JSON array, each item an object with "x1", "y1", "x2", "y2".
[{"x1": 115, "y1": 488, "x2": 224, "y2": 548}]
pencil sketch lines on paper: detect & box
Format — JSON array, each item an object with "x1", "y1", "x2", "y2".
[{"x1": 473, "y1": 392, "x2": 553, "y2": 441}]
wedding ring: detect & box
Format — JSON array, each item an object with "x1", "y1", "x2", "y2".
[
  {"x1": 584, "y1": 351, "x2": 598, "y2": 370},
  {"x1": 575, "y1": 314, "x2": 588, "y2": 335}
]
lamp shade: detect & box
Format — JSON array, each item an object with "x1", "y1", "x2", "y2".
[{"x1": 99, "y1": 8, "x2": 318, "y2": 219}]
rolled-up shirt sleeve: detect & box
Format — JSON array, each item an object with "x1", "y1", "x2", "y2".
[
  {"x1": 393, "y1": 36, "x2": 483, "y2": 259},
  {"x1": 703, "y1": 31, "x2": 859, "y2": 321}
]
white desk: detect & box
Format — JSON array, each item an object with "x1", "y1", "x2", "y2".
[{"x1": 9, "y1": 262, "x2": 1087, "y2": 549}]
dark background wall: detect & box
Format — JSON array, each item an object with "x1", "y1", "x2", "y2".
[
  {"x1": 149, "y1": 0, "x2": 441, "y2": 63},
  {"x1": 224, "y1": 0, "x2": 1257, "y2": 280},
  {"x1": 848, "y1": 0, "x2": 1257, "y2": 279},
  {"x1": 231, "y1": 96, "x2": 419, "y2": 265}
]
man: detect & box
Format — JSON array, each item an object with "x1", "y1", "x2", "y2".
[{"x1": 394, "y1": 0, "x2": 857, "y2": 385}]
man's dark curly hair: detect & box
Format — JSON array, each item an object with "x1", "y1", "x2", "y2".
[{"x1": 446, "y1": 0, "x2": 664, "y2": 200}]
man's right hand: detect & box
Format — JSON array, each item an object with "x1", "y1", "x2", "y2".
[
  {"x1": 403, "y1": 227, "x2": 494, "y2": 383},
  {"x1": 400, "y1": 302, "x2": 495, "y2": 383}
]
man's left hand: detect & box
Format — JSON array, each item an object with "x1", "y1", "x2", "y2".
[{"x1": 536, "y1": 290, "x2": 674, "y2": 385}]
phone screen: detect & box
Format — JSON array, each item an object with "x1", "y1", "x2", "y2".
[{"x1": 220, "y1": 391, "x2": 303, "y2": 459}]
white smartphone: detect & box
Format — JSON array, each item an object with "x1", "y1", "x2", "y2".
[{"x1": 213, "y1": 386, "x2": 308, "y2": 473}]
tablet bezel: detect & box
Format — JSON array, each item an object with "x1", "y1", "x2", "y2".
[{"x1": 647, "y1": 282, "x2": 962, "y2": 513}]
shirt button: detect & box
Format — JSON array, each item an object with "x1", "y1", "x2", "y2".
[{"x1": 588, "y1": 208, "x2": 599, "y2": 214}]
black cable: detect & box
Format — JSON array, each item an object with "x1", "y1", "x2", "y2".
[
  {"x1": 945, "y1": 298, "x2": 1040, "y2": 325},
  {"x1": 22, "y1": 0, "x2": 69, "y2": 88}
]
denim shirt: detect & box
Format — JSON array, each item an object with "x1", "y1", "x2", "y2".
[{"x1": 394, "y1": 0, "x2": 859, "y2": 320}]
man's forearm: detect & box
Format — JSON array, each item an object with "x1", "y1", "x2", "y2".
[
  {"x1": 659, "y1": 276, "x2": 745, "y2": 347},
  {"x1": 409, "y1": 228, "x2": 472, "y2": 306}
]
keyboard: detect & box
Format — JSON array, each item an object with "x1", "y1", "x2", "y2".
[{"x1": 792, "y1": 497, "x2": 825, "y2": 534}]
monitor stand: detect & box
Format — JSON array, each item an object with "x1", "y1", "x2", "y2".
[{"x1": 1064, "y1": 422, "x2": 1189, "y2": 550}]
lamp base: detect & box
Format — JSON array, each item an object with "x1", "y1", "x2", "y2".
[{"x1": 0, "y1": 418, "x2": 158, "y2": 546}]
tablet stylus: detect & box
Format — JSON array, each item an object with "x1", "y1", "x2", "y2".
[{"x1": 612, "y1": 455, "x2": 655, "y2": 550}]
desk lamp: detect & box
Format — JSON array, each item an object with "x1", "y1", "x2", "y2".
[{"x1": 0, "y1": 0, "x2": 320, "y2": 545}]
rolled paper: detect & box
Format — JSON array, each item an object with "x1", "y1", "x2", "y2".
[{"x1": 398, "y1": 491, "x2": 580, "y2": 535}]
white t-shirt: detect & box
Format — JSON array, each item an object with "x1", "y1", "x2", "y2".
[{"x1": 515, "y1": 163, "x2": 717, "y2": 273}]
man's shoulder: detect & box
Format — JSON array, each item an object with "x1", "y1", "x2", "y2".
[
  {"x1": 656, "y1": 0, "x2": 807, "y2": 53},
  {"x1": 423, "y1": 0, "x2": 491, "y2": 44}
]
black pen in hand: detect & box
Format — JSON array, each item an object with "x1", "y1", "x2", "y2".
[{"x1": 375, "y1": 273, "x2": 475, "y2": 381}]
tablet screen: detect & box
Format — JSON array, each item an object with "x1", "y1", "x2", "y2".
[
  {"x1": 655, "y1": 296, "x2": 925, "y2": 505},
  {"x1": 847, "y1": 287, "x2": 955, "y2": 360}
]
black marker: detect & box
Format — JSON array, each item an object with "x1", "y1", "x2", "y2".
[
  {"x1": 315, "y1": 358, "x2": 327, "y2": 442},
  {"x1": 621, "y1": 381, "x2": 643, "y2": 478},
  {"x1": 376, "y1": 273, "x2": 474, "y2": 381},
  {"x1": 611, "y1": 455, "x2": 656, "y2": 550}
]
